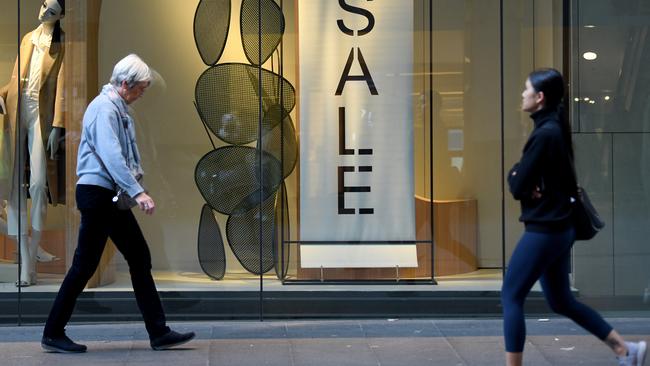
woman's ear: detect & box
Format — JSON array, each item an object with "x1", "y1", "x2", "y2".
[{"x1": 536, "y1": 90, "x2": 546, "y2": 106}]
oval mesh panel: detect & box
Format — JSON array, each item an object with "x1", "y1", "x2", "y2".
[
  {"x1": 193, "y1": 0, "x2": 231, "y2": 66},
  {"x1": 195, "y1": 146, "x2": 282, "y2": 215},
  {"x1": 273, "y1": 182, "x2": 290, "y2": 279},
  {"x1": 240, "y1": 0, "x2": 285, "y2": 66},
  {"x1": 197, "y1": 204, "x2": 226, "y2": 280},
  {"x1": 195, "y1": 63, "x2": 296, "y2": 145},
  {"x1": 226, "y1": 190, "x2": 277, "y2": 275},
  {"x1": 259, "y1": 113, "x2": 297, "y2": 179}
]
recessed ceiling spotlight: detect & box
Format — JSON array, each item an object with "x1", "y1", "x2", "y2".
[
  {"x1": 604, "y1": 96, "x2": 611, "y2": 101},
  {"x1": 574, "y1": 98, "x2": 580, "y2": 102},
  {"x1": 584, "y1": 25, "x2": 596, "y2": 28},
  {"x1": 584, "y1": 97, "x2": 590, "y2": 101},
  {"x1": 589, "y1": 100, "x2": 596, "y2": 104},
  {"x1": 583, "y1": 52, "x2": 598, "y2": 60}
]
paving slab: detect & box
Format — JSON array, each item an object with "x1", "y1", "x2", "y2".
[{"x1": 0, "y1": 318, "x2": 647, "y2": 365}]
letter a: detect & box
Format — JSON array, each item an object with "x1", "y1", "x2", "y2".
[{"x1": 335, "y1": 48, "x2": 378, "y2": 96}]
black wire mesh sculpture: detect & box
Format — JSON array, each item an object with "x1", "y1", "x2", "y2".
[
  {"x1": 193, "y1": 0, "x2": 231, "y2": 65},
  {"x1": 198, "y1": 204, "x2": 226, "y2": 280},
  {"x1": 240, "y1": 0, "x2": 285, "y2": 66},
  {"x1": 273, "y1": 182, "x2": 290, "y2": 278},
  {"x1": 195, "y1": 63, "x2": 295, "y2": 146},
  {"x1": 193, "y1": 0, "x2": 295, "y2": 279}
]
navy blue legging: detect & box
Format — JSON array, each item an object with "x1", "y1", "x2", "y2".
[{"x1": 501, "y1": 227, "x2": 613, "y2": 352}]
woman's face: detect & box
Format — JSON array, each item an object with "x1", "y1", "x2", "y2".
[
  {"x1": 38, "y1": 0, "x2": 64, "y2": 24},
  {"x1": 521, "y1": 78, "x2": 543, "y2": 113}
]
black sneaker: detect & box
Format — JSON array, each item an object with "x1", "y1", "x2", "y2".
[
  {"x1": 150, "y1": 330, "x2": 195, "y2": 350},
  {"x1": 41, "y1": 334, "x2": 87, "y2": 353}
]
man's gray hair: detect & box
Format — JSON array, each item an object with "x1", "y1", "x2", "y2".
[{"x1": 109, "y1": 54, "x2": 152, "y2": 88}]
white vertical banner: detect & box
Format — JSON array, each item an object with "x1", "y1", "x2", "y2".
[{"x1": 299, "y1": 0, "x2": 416, "y2": 268}]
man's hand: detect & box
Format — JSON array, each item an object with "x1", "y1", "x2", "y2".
[
  {"x1": 135, "y1": 192, "x2": 155, "y2": 215},
  {"x1": 46, "y1": 127, "x2": 63, "y2": 159}
]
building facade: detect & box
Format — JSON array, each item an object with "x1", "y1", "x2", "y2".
[{"x1": 0, "y1": 0, "x2": 648, "y2": 323}]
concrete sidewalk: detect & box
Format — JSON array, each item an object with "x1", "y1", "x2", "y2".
[{"x1": 0, "y1": 318, "x2": 648, "y2": 365}]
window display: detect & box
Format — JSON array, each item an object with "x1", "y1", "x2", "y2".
[
  {"x1": 0, "y1": 0, "x2": 645, "y2": 322},
  {"x1": 0, "y1": 0, "x2": 66, "y2": 287}
]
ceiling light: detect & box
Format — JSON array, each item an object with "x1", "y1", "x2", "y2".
[
  {"x1": 574, "y1": 98, "x2": 580, "y2": 102},
  {"x1": 604, "y1": 96, "x2": 610, "y2": 101},
  {"x1": 584, "y1": 25, "x2": 596, "y2": 28},
  {"x1": 589, "y1": 100, "x2": 596, "y2": 104},
  {"x1": 583, "y1": 52, "x2": 598, "y2": 60},
  {"x1": 584, "y1": 97, "x2": 590, "y2": 101}
]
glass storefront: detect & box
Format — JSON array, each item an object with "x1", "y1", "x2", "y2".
[{"x1": 0, "y1": 0, "x2": 648, "y2": 323}]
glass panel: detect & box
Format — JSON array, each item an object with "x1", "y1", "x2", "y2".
[
  {"x1": 92, "y1": 0, "x2": 261, "y2": 317},
  {"x1": 2, "y1": 0, "x2": 70, "y2": 316},
  {"x1": 431, "y1": 0, "x2": 502, "y2": 285},
  {"x1": 2, "y1": 0, "x2": 618, "y2": 321},
  {"x1": 0, "y1": 0, "x2": 71, "y2": 324},
  {"x1": 573, "y1": 133, "x2": 613, "y2": 296},
  {"x1": 0, "y1": 0, "x2": 19, "y2": 322},
  {"x1": 503, "y1": 0, "x2": 535, "y2": 268},
  {"x1": 502, "y1": 0, "x2": 565, "y2": 277},
  {"x1": 19, "y1": 0, "x2": 68, "y2": 296},
  {"x1": 571, "y1": 0, "x2": 650, "y2": 311},
  {"x1": 260, "y1": 0, "x2": 299, "y2": 298},
  {"x1": 278, "y1": 0, "x2": 433, "y2": 285}
]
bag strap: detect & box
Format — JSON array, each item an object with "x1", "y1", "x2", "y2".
[{"x1": 568, "y1": 152, "x2": 580, "y2": 195}]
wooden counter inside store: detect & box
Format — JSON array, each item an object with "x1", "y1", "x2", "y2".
[
  {"x1": 0, "y1": 231, "x2": 66, "y2": 274},
  {"x1": 297, "y1": 196, "x2": 478, "y2": 280}
]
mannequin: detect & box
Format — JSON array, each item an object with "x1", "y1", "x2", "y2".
[{"x1": 0, "y1": 0, "x2": 66, "y2": 286}]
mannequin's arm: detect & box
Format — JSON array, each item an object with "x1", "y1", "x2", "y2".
[
  {"x1": 47, "y1": 127, "x2": 63, "y2": 159},
  {"x1": 52, "y1": 54, "x2": 65, "y2": 128},
  {"x1": 47, "y1": 47, "x2": 66, "y2": 159}
]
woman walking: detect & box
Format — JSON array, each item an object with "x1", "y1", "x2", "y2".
[{"x1": 502, "y1": 68, "x2": 646, "y2": 366}]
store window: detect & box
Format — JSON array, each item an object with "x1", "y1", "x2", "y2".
[
  {"x1": 1, "y1": 0, "x2": 647, "y2": 322},
  {"x1": 0, "y1": 0, "x2": 70, "y2": 295},
  {"x1": 0, "y1": 0, "x2": 545, "y2": 299},
  {"x1": 570, "y1": 0, "x2": 650, "y2": 302}
]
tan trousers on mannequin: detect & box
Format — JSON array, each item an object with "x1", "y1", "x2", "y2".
[{"x1": 7, "y1": 94, "x2": 48, "y2": 285}]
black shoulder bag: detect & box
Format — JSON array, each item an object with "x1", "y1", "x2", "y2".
[{"x1": 569, "y1": 158, "x2": 605, "y2": 240}]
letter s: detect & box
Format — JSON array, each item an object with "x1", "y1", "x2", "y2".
[{"x1": 337, "y1": 0, "x2": 375, "y2": 36}]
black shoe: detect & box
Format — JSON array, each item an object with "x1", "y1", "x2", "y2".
[
  {"x1": 41, "y1": 334, "x2": 87, "y2": 353},
  {"x1": 150, "y1": 330, "x2": 195, "y2": 350}
]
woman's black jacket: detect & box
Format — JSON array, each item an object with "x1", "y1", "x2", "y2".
[{"x1": 508, "y1": 108, "x2": 576, "y2": 232}]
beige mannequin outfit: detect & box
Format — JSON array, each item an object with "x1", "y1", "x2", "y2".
[{"x1": 0, "y1": 25, "x2": 66, "y2": 284}]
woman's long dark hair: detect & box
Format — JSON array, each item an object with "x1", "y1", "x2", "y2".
[
  {"x1": 528, "y1": 68, "x2": 573, "y2": 159},
  {"x1": 52, "y1": 0, "x2": 65, "y2": 43}
]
